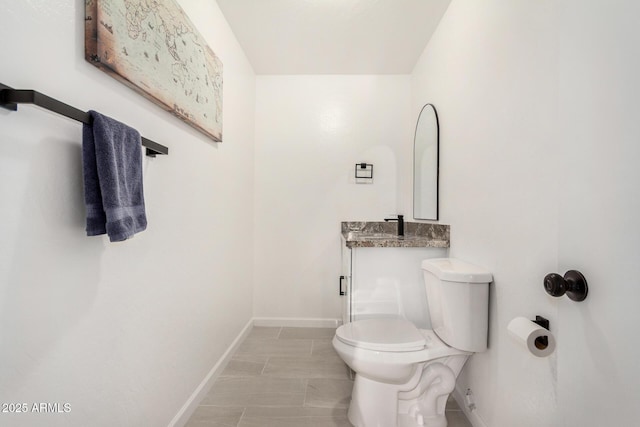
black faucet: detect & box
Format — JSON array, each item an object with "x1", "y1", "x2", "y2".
[{"x1": 384, "y1": 214, "x2": 404, "y2": 236}]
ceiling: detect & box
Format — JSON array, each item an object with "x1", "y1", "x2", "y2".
[{"x1": 215, "y1": 0, "x2": 452, "y2": 75}]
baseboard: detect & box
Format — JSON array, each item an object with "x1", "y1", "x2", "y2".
[
  {"x1": 253, "y1": 317, "x2": 341, "y2": 328},
  {"x1": 168, "y1": 318, "x2": 254, "y2": 427},
  {"x1": 453, "y1": 385, "x2": 489, "y2": 427}
]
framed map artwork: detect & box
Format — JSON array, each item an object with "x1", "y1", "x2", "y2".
[{"x1": 85, "y1": 0, "x2": 223, "y2": 142}]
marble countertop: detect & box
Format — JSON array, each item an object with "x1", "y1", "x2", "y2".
[{"x1": 341, "y1": 221, "x2": 450, "y2": 248}]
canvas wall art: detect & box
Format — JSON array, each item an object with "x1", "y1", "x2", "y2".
[{"x1": 85, "y1": 0, "x2": 223, "y2": 141}]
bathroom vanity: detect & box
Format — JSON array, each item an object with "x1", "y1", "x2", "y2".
[{"x1": 340, "y1": 221, "x2": 450, "y2": 327}]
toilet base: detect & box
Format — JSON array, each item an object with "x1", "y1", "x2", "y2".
[
  {"x1": 347, "y1": 356, "x2": 470, "y2": 427},
  {"x1": 347, "y1": 374, "x2": 451, "y2": 427},
  {"x1": 397, "y1": 414, "x2": 448, "y2": 427},
  {"x1": 348, "y1": 375, "x2": 407, "y2": 427}
]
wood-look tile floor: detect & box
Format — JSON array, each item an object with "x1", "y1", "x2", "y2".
[{"x1": 185, "y1": 326, "x2": 473, "y2": 427}]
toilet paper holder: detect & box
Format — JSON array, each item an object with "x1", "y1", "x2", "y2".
[
  {"x1": 543, "y1": 270, "x2": 588, "y2": 302},
  {"x1": 532, "y1": 315, "x2": 550, "y2": 349}
]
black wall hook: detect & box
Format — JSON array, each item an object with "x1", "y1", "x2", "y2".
[{"x1": 544, "y1": 270, "x2": 588, "y2": 302}]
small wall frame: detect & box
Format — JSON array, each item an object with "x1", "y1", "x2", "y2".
[{"x1": 355, "y1": 163, "x2": 373, "y2": 182}]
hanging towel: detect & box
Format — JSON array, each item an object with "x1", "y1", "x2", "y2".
[{"x1": 82, "y1": 110, "x2": 147, "y2": 242}]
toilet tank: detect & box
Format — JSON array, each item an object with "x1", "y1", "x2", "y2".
[{"x1": 421, "y1": 258, "x2": 492, "y2": 352}]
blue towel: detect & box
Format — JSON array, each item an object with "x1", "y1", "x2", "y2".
[{"x1": 82, "y1": 110, "x2": 147, "y2": 242}]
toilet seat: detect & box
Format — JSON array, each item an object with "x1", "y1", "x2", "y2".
[
  {"x1": 334, "y1": 319, "x2": 469, "y2": 365},
  {"x1": 335, "y1": 318, "x2": 426, "y2": 352}
]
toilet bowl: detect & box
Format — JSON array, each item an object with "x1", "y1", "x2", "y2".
[
  {"x1": 333, "y1": 258, "x2": 492, "y2": 427},
  {"x1": 334, "y1": 318, "x2": 470, "y2": 427}
]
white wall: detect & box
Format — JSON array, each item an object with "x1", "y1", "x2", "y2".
[
  {"x1": 556, "y1": 1, "x2": 640, "y2": 425},
  {"x1": 409, "y1": 1, "x2": 560, "y2": 426},
  {"x1": 253, "y1": 75, "x2": 411, "y2": 321},
  {"x1": 0, "y1": 1, "x2": 255, "y2": 426},
  {"x1": 410, "y1": 0, "x2": 640, "y2": 426}
]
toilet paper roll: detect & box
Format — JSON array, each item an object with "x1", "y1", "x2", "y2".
[{"x1": 507, "y1": 317, "x2": 556, "y2": 357}]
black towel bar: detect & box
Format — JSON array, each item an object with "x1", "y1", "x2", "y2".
[{"x1": 0, "y1": 82, "x2": 169, "y2": 157}]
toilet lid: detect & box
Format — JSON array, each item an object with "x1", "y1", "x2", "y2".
[{"x1": 336, "y1": 318, "x2": 426, "y2": 352}]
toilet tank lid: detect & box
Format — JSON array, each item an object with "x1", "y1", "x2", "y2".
[{"x1": 421, "y1": 258, "x2": 493, "y2": 283}]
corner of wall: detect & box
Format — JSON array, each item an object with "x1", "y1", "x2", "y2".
[{"x1": 169, "y1": 318, "x2": 254, "y2": 427}]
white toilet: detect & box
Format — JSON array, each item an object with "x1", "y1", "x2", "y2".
[{"x1": 332, "y1": 258, "x2": 492, "y2": 427}]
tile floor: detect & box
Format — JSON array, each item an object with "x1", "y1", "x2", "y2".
[{"x1": 185, "y1": 326, "x2": 472, "y2": 427}]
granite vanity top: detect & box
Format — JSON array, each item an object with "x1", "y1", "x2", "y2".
[{"x1": 341, "y1": 221, "x2": 450, "y2": 248}]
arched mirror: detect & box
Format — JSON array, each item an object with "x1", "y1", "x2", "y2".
[{"x1": 413, "y1": 104, "x2": 439, "y2": 220}]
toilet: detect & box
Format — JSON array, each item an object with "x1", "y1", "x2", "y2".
[{"x1": 332, "y1": 258, "x2": 492, "y2": 427}]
